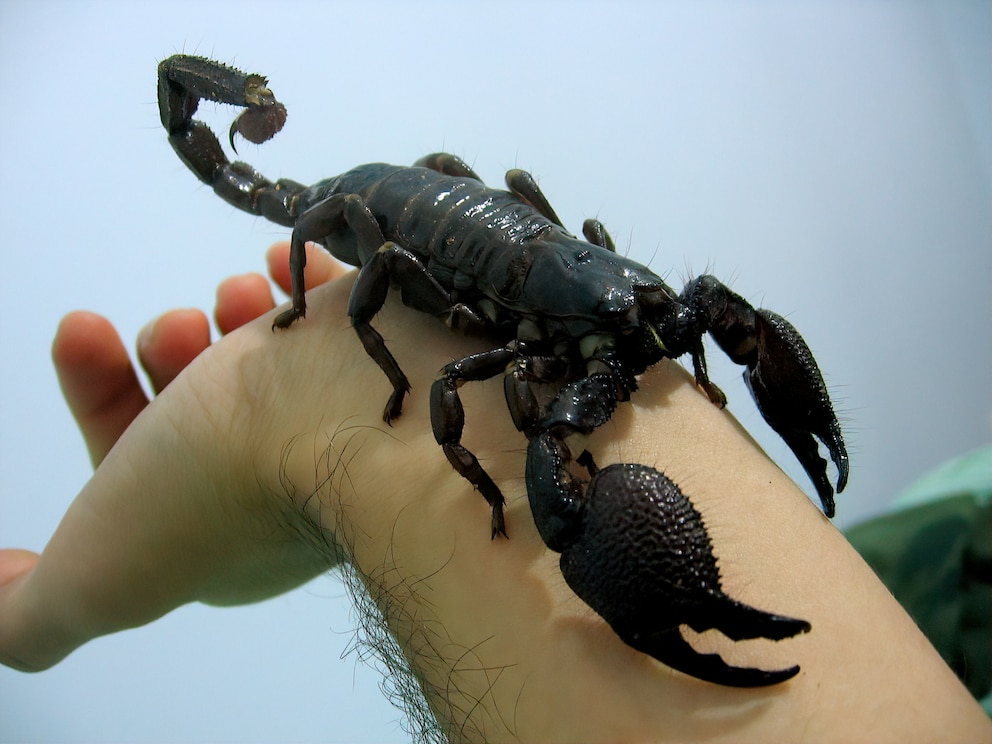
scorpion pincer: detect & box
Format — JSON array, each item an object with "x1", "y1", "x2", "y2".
[{"x1": 158, "y1": 54, "x2": 849, "y2": 687}]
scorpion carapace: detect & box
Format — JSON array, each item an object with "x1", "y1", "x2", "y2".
[{"x1": 158, "y1": 54, "x2": 848, "y2": 688}]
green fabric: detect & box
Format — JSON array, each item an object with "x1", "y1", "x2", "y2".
[
  {"x1": 892, "y1": 447, "x2": 992, "y2": 511},
  {"x1": 845, "y1": 447, "x2": 991, "y2": 715}
]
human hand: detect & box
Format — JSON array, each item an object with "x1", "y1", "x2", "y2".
[
  {"x1": 0, "y1": 242, "x2": 348, "y2": 670},
  {"x1": 1, "y1": 240, "x2": 988, "y2": 742},
  {"x1": 54, "y1": 241, "x2": 349, "y2": 467}
]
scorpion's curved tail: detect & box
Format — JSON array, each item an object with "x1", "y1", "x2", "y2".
[{"x1": 157, "y1": 55, "x2": 304, "y2": 228}]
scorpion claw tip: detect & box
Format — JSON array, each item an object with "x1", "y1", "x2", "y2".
[
  {"x1": 834, "y1": 449, "x2": 850, "y2": 495},
  {"x1": 491, "y1": 508, "x2": 508, "y2": 540},
  {"x1": 624, "y1": 627, "x2": 803, "y2": 688},
  {"x1": 554, "y1": 464, "x2": 809, "y2": 686}
]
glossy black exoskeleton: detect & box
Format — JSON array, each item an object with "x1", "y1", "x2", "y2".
[{"x1": 158, "y1": 54, "x2": 848, "y2": 687}]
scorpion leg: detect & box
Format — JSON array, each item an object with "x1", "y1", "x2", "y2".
[
  {"x1": 581, "y1": 218, "x2": 617, "y2": 253},
  {"x1": 430, "y1": 347, "x2": 517, "y2": 538},
  {"x1": 351, "y1": 240, "x2": 486, "y2": 423},
  {"x1": 418, "y1": 156, "x2": 574, "y2": 237},
  {"x1": 157, "y1": 55, "x2": 303, "y2": 227},
  {"x1": 272, "y1": 193, "x2": 350, "y2": 329},
  {"x1": 273, "y1": 191, "x2": 482, "y2": 422},
  {"x1": 414, "y1": 152, "x2": 482, "y2": 181},
  {"x1": 505, "y1": 169, "x2": 567, "y2": 228},
  {"x1": 503, "y1": 175, "x2": 620, "y2": 251},
  {"x1": 502, "y1": 352, "x2": 575, "y2": 438},
  {"x1": 674, "y1": 275, "x2": 848, "y2": 516},
  {"x1": 273, "y1": 192, "x2": 386, "y2": 328},
  {"x1": 432, "y1": 342, "x2": 581, "y2": 538}
]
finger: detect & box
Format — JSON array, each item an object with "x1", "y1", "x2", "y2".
[
  {"x1": 4, "y1": 297, "x2": 351, "y2": 671},
  {"x1": 0, "y1": 550, "x2": 38, "y2": 589},
  {"x1": 137, "y1": 309, "x2": 212, "y2": 395},
  {"x1": 0, "y1": 549, "x2": 40, "y2": 670},
  {"x1": 266, "y1": 241, "x2": 350, "y2": 298},
  {"x1": 52, "y1": 312, "x2": 151, "y2": 467},
  {"x1": 214, "y1": 272, "x2": 276, "y2": 335}
]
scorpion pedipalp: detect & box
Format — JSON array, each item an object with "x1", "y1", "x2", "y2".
[
  {"x1": 558, "y1": 463, "x2": 810, "y2": 687},
  {"x1": 669, "y1": 275, "x2": 848, "y2": 516},
  {"x1": 743, "y1": 309, "x2": 849, "y2": 515},
  {"x1": 523, "y1": 374, "x2": 810, "y2": 687}
]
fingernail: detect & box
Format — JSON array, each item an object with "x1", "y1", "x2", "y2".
[{"x1": 137, "y1": 316, "x2": 160, "y2": 357}]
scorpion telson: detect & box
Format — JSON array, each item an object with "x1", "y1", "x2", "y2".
[{"x1": 158, "y1": 54, "x2": 849, "y2": 688}]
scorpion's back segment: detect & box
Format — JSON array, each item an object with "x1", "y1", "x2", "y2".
[{"x1": 158, "y1": 54, "x2": 849, "y2": 688}]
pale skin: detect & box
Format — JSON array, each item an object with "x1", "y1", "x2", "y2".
[{"x1": 0, "y1": 243, "x2": 988, "y2": 743}]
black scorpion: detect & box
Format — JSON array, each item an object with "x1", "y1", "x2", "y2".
[{"x1": 158, "y1": 55, "x2": 848, "y2": 688}]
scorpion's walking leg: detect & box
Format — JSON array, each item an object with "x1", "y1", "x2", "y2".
[
  {"x1": 414, "y1": 152, "x2": 482, "y2": 180},
  {"x1": 273, "y1": 193, "x2": 483, "y2": 423},
  {"x1": 157, "y1": 55, "x2": 305, "y2": 226},
  {"x1": 581, "y1": 218, "x2": 617, "y2": 252},
  {"x1": 675, "y1": 275, "x2": 848, "y2": 516},
  {"x1": 417, "y1": 155, "x2": 587, "y2": 242},
  {"x1": 504, "y1": 172, "x2": 619, "y2": 252},
  {"x1": 350, "y1": 241, "x2": 487, "y2": 422},
  {"x1": 504, "y1": 169, "x2": 567, "y2": 228},
  {"x1": 430, "y1": 347, "x2": 517, "y2": 538},
  {"x1": 273, "y1": 193, "x2": 385, "y2": 328},
  {"x1": 432, "y1": 343, "x2": 587, "y2": 538}
]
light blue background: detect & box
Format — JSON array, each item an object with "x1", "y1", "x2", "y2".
[{"x1": 1, "y1": 1, "x2": 989, "y2": 741}]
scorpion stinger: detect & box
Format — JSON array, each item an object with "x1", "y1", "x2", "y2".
[
  {"x1": 159, "y1": 54, "x2": 850, "y2": 688},
  {"x1": 157, "y1": 55, "x2": 305, "y2": 228}
]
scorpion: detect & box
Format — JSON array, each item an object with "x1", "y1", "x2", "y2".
[{"x1": 158, "y1": 54, "x2": 848, "y2": 688}]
